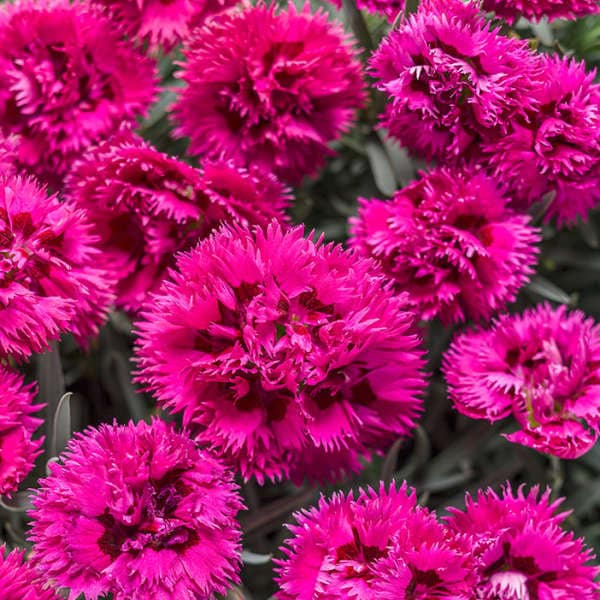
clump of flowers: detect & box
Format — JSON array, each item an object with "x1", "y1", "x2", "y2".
[
  {"x1": 173, "y1": 3, "x2": 365, "y2": 183},
  {"x1": 29, "y1": 419, "x2": 243, "y2": 600},
  {"x1": 482, "y1": 0, "x2": 600, "y2": 23},
  {"x1": 66, "y1": 130, "x2": 290, "y2": 312},
  {"x1": 0, "y1": 366, "x2": 43, "y2": 497},
  {"x1": 0, "y1": 0, "x2": 157, "y2": 186},
  {"x1": 446, "y1": 485, "x2": 599, "y2": 599},
  {"x1": 483, "y1": 55, "x2": 600, "y2": 226},
  {"x1": 0, "y1": 545, "x2": 60, "y2": 600},
  {"x1": 91, "y1": 0, "x2": 237, "y2": 50},
  {"x1": 0, "y1": 176, "x2": 115, "y2": 359},
  {"x1": 443, "y1": 303, "x2": 600, "y2": 459},
  {"x1": 349, "y1": 166, "x2": 540, "y2": 324},
  {"x1": 135, "y1": 223, "x2": 426, "y2": 484},
  {"x1": 371, "y1": 0, "x2": 540, "y2": 163},
  {"x1": 275, "y1": 482, "x2": 474, "y2": 599}
]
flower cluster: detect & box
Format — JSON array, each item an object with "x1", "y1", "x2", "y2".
[
  {"x1": 443, "y1": 303, "x2": 600, "y2": 459},
  {"x1": 66, "y1": 130, "x2": 290, "y2": 312},
  {"x1": 135, "y1": 223, "x2": 426, "y2": 484},
  {"x1": 0, "y1": 0, "x2": 157, "y2": 187},
  {"x1": 482, "y1": 0, "x2": 600, "y2": 23},
  {"x1": 0, "y1": 546, "x2": 60, "y2": 600},
  {"x1": 29, "y1": 419, "x2": 244, "y2": 600},
  {"x1": 349, "y1": 166, "x2": 540, "y2": 324},
  {"x1": 174, "y1": 3, "x2": 365, "y2": 183}
]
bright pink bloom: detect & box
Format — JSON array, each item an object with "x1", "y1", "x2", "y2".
[
  {"x1": 484, "y1": 55, "x2": 600, "y2": 226},
  {"x1": 371, "y1": 0, "x2": 540, "y2": 162},
  {"x1": 446, "y1": 485, "x2": 600, "y2": 599},
  {"x1": 0, "y1": 175, "x2": 114, "y2": 359},
  {"x1": 275, "y1": 482, "x2": 473, "y2": 600},
  {"x1": 0, "y1": 0, "x2": 157, "y2": 187},
  {"x1": 349, "y1": 167, "x2": 540, "y2": 324},
  {"x1": 0, "y1": 134, "x2": 18, "y2": 176},
  {"x1": 66, "y1": 130, "x2": 290, "y2": 313},
  {"x1": 134, "y1": 223, "x2": 426, "y2": 484},
  {"x1": 173, "y1": 3, "x2": 365, "y2": 183},
  {"x1": 29, "y1": 419, "x2": 243, "y2": 600},
  {"x1": 0, "y1": 366, "x2": 42, "y2": 497},
  {"x1": 482, "y1": 0, "x2": 599, "y2": 23},
  {"x1": 443, "y1": 303, "x2": 600, "y2": 459},
  {"x1": 329, "y1": 0, "x2": 404, "y2": 20},
  {"x1": 92, "y1": 0, "x2": 237, "y2": 50},
  {"x1": 0, "y1": 546, "x2": 60, "y2": 600}
]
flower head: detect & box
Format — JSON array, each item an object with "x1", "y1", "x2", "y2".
[
  {"x1": 443, "y1": 303, "x2": 600, "y2": 458},
  {"x1": 484, "y1": 55, "x2": 600, "y2": 226},
  {"x1": 275, "y1": 482, "x2": 473, "y2": 600},
  {"x1": 29, "y1": 419, "x2": 244, "y2": 600},
  {"x1": 0, "y1": 546, "x2": 60, "y2": 600},
  {"x1": 328, "y1": 0, "x2": 404, "y2": 20},
  {"x1": 349, "y1": 166, "x2": 540, "y2": 324},
  {"x1": 67, "y1": 130, "x2": 290, "y2": 313},
  {"x1": 0, "y1": 175, "x2": 114, "y2": 359},
  {"x1": 371, "y1": 0, "x2": 540, "y2": 162},
  {"x1": 134, "y1": 223, "x2": 426, "y2": 483},
  {"x1": 482, "y1": 0, "x2": 600, "y2": 23},
  {"x1": 0, "y1": 366, "x2": 42, "y2": 497},
  {"x1": 446, "y1": 485, "x2": 600, "y2": 599},
  {"x1": 0, "y1": 0, "x2": 157, "y2": 187},
  {"x1": 173, "y1": 3, "x2": 365, "y2": 183}
]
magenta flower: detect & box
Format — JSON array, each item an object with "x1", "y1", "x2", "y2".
[
  {"x1": 349, "y1": 166, "x2": 540, "y2": 324},
  {"x1": 371, "y1": 0, "x2": 540, "y2": 162},
  {"x1": 0, "y1": 175, "x2": 115, "y2": 359},
  {"x1": 92, "y1": 0, "x2": 237, "y2": 51},
  {"x1": 329, "y1": 0, "x2": 404, "y2": 20},
  {"x1": 0, "y1": 134, "x2": 19, "y2": 176},
  {"x1": 0, "y1": 0, "x2": 157, "y2": 187},
  {"x1": 443, "y1": 303, "x2": 600, "y2": 459},
  {"x1": 173, "y1": 3, "x2": 365, "y2": 183},
  {"x1": 446, "y1": 486, "x2": 600, "y2": 599},
  {"x1": 66, "y1": 130, "x2": 290, "y2": 313},
  {"x1": 135, "y1": 223, "x2": 426, "y2": 484},
  {"x1": 29, "y1": 419, "x2": 244, "y2": 600},
  {"x1": 0, "y1": 366, "x2": 43, "y2": 497},
  {"x1": 482, "y1": 0, "x2": 600, "y2": 23},
  {"x1": 0, "y1": 546, "x2": 60, "y2": 600},
  {"x1": 484, "y1": 55, "x2": 600, "y2": 226},
  {"x1": 275, "y1": 482, "x2": 473, "y2": 600}
]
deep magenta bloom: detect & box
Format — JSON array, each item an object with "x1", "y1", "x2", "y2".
[
  {"x1": 482, "y1": 0, "x2": 600, "y2": 23},
  {"x1": 443, "y1": 303, "x2": 600, "y2": 459},
  {"x1": 66, "y1": 130, "x2": 290, "y2": 313},
  {"x1": 371, "y1": 0, "x2": 540, "y2": 162},
  {"x1": 275, "y1": 482, "x2": 473, "y2": 600},
  {"x1": 29, "y1": 419, "x2": 244, "y2": 600},
  {"x1": 135, "y1": 223, "x2": 426, "y2": 484},
  {"x1": 349, "y1": 167, "x2": 540, "y2": 324},
  {"x1": 0, "y1": 176, "x2": 114, "y2": 359},
  {"x1": 0, "y1": 0, "x2": 157, "y2": 186},
  {"x1": 484, "y1": 55, "x2": 600, "y2": 226},
  {"x1": 446, "y1": 486, "x2": 599, "y2": 599},
  {"x1": 0, "y1": 366, "x2": 42, "y2": 497},
  {"x1": 173, "y1": 3, "x2": 365, "y2": 183},
  {"x1": 0, "y1": 546, "x2": 60, "y2": 600},
  {"x1": 92, "y1": 0, "x2": 237, "y2": 50},
  {"x1": 329, "y1": 0, "x2": 404, "y2": 20}
]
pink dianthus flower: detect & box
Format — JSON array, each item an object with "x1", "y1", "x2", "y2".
[
  {"x1": 134, "y1": 223, "x2": 426, "y2": 484},
  {"x1": 484, "y1": 55, "x2": 600, "y2": 226},
  {"x1": 0, "y1": 175, "x2": 114, "y2": 359},
  {"x1": 446, "y1": 485, "x2": 600, "y2": 599},
  {"x1": 29, "y1": 419, "x2": 243, "y2": 600},
  {"x1": 173, "y1": 3, "x2": 365, "y2": 183},
  {"x1": 66, "y1": 130, "x2": 290, "y2": 313},
  {"x1": 275, "y1": 482, "x2": 473, "y2": 600},
  {"x1": 0, "y1": 545, "x2": 60, "y2": 600},
  {"x1": 0, "y1": 366, "x2": 43, "y2": 497},
  {"x1": 329, "y1": 0, "x2": 404, "y2": 20},
  {"x1": 0, "y1": 0, "x2": 157, "y2": 187},
  {"x1": 482, "y1": 0, "x2": 600, "y2": 23},
  {"x1": 443, "y1": 303, "x2": 600, "y2": 459},
  {"x1": 371, "y1": 0, "x2": 540, "y2": 162},
  {"x1": 349, "y1": 166, "x2": 540, "y2": 324}
]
